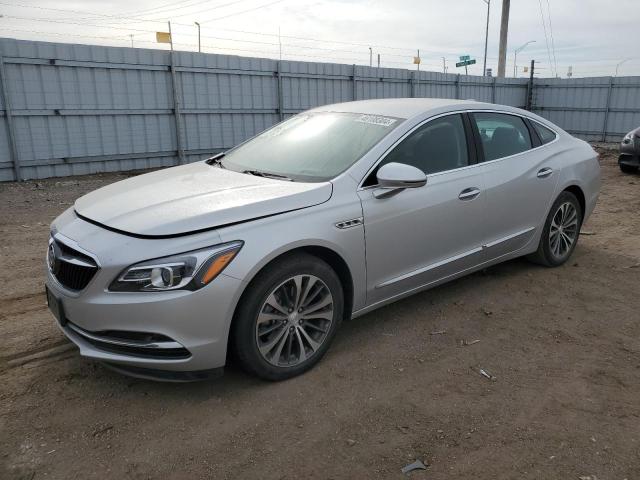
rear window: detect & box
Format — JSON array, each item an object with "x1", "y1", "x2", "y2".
[
  {"x1": 473, "y1": 112, "x2": 532, "y2": 161},
  {"x1": 532, "y1": 122, "x2": 557, "y2": 145}
]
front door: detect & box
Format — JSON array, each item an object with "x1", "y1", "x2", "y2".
[{"x1": 358, "y1": 113, "x2": 488, "y2": 306}]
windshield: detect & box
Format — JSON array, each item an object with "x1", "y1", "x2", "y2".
[{"x1": 221, "y1": 112, "x2": 403, "y2": 182}]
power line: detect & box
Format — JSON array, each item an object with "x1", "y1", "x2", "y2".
[
  {"x1": 0, "y1": 13, "x2": 421, "y2": 60},
  {"x1": 143, "y1": 0, "x2": 254, "y2": 20},
  {"x1": 545, "y1": 0, "x2": 558, "y2": 77},
  {"x1": 127, "y1": 0, "x2": 243, "y2": 19},
  {"x1": 0, "y1": 27, "x2": 131, "y2": 41},
  {"x1": 537, "y1": 0, "x2": 555, "y2": 77},
  {"x1": 1, "y1": 13, "x2": 490, "y2": 63},
  {"x1": 0, "y1": 0, "x2": 254, "y2": 24},
  {"x1": 111, "y1": 0, "x2": 214, "y2": 18},
  {"x1": 198, "y1": 0, "x2": 287, "y2": 23},
  {"x1": 0, "y1": 1, "x2": 492, "y2": 61}
]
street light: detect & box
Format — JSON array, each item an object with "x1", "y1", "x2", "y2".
[
  {"x1": 514, "y1": 40, "x2": 535, "y2": 77},
  {"x1": 194, "y1": 22, "x2": 201, "y2": 53},
  {"x1": 615, "y1": 58, "x2": 633, "y2": 77},
  {"x1": 481, "y1": 0, "x2": 490, "y2": 76}
]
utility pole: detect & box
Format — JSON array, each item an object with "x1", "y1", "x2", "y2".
[
  {"x1": 482, "y1": 0, "x2": 490, "y2": 76},
  {"x1": 278, "y1": 26, "x2": 282, "y2": 61},
  {"x1": 129, "y1": 34, "x2": 134, "y2": 48},
  {"x1": 377, "y1": 53, "x2": 380, "y2": 68},
  {"x1": 195, "y1": 22, "x2": 201, "y2": 53},
  {"x1": 417, "y1": 49, "x2": 420, "y2": 72},
  {"x1": 497, "y1": 0, "x2": 510, "y2": 77},
  {"x1": 369, "y1": 47, "x2": 372, "y2": 67},
  {"x1": 442, "y1": 56, "x2": 447, "y2": 74}
]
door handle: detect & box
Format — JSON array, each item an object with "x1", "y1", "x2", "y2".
[
  {"x1": 537, "y1": 167, "x2": 553, "y2": 178},
  {"x1": 458, "y1": 187, "x2": 481, "y2": 200}
]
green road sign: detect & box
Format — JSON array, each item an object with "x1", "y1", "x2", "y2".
[
  {"x1": 456, "y1": 59, "x2": 476, "y2": 68},
  {"x1": 459, "y1": 55, "x2": 470, "y2": 61}
]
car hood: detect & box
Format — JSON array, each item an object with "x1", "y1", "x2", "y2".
[{"x1": 74, "y1": 162, "x2": 332, "y2": 237}]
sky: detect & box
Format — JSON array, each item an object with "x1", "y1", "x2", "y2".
[{"x1": 0, "y1": 0, "x2": 639, "y2": 78}]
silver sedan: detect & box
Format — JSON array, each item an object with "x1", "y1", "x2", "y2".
[{"x1": 45, "y1": 98, "x2": 601, "y2": 381}]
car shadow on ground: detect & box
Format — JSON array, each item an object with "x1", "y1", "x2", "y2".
[{"x1": 80, "y1": 255, "x2": 544, "y2": 394}]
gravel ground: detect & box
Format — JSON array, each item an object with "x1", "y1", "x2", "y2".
[{"x1": 1, "y1": 147, "x2": 639, "y2": 480}]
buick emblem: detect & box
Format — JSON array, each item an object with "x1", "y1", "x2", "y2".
[{"x1": 48, "y1": 242, "x2": 60, "y2": 274}]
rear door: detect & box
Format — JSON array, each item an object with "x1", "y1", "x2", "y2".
[
  {"x1": 470, "y1": 112, "x2": 560, "y2": 259},
  {"x1": 358, "y1": 113, "x2": 489, "y2": 306}
]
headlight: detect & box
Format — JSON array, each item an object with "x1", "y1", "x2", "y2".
[
  {"x1": 109, "y1": 241, "x2": 243, "y2": 292},
  {"x1": 623, "y1": 131, "x2": 635, "y2": 143}
]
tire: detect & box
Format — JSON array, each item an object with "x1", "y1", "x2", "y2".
[
  {"x1": 619, "y1": 163, "x2": 639, "y2": 174},
  {"x1": 528, "y1": 191, "x2": 583, "y2": 267},
  {"x1": 231, "y1": 253, "x2": 344, "y2": 381}
]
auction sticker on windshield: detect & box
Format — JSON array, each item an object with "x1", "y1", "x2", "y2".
[{"x1": 355, "y1": 115, "x2": 397, "y2": 127}]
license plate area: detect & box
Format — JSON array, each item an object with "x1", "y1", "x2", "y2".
[{"x1": 45, "y1": 285, "x2": 67, "y2": 327}]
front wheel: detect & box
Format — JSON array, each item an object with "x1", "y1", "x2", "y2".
[
  {"x1": 528, "y1": 191, "x2": 583, "y2": 267},
  {"x1": 231, "y1": 253, "x2": 344, "y2": 381}
]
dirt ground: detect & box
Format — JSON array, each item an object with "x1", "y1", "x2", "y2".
[{"x1": 1, "y1": 147, "x2": 639, "y2": 480}]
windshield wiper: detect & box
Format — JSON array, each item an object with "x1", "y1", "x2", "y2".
[
  {"x1": 205, "y1": 152, "x2": 226, "y2": 168},
  {"x1": 242, "y1": 170, "x2": 293, "y2": 181}
]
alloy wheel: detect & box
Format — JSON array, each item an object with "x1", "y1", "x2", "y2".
[
  {"x1": 255, "y1": 274, "x2": 334, "y2": 367},
  {"x1": 549, "y1": 201, "x2": 578, "y2": 259}
]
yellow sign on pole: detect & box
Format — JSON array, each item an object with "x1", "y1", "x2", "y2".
[
  {"x1": 413, "y1": 56, "x2": 421, "y2": 65},
  {"x1": 156, "y1": 32, "x2": 171, "y2": 44}
]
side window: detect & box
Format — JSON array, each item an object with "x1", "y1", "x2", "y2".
[
  {"x1": 532, "y1": 121, "x2": 557, "y2": 145},
  {"x1": 366, "y1": 114, "x2": 469, "y2": 185},
  {"x1": 473, "y1": 112, "x2": 532, "y2": 161}
]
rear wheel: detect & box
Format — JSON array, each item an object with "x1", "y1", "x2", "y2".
[
  {"x1": 528, "y1": 191, "x2": 582, "y2": 267},
  {"x1": 620, "y1": 163, "x2": 639, "y2": 174},
  {"x1": 231, "y1": 253, "x2": 343, "y2": 381}
]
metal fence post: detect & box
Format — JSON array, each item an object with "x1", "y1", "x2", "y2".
[
  {"x1": 602, "y1": 76, "x2": 614, "y2": 142},
  {"x1": 352, "y1": 64, "x2": 357, "y2": 101},
  {"x1": 168, "y1": 51, "x2": 186, "y2": 165},
  {"x1": 455, "y1": 74, "x2": 460, "y2": 99},
  {"x1": 0, "y1": 56, "x2": 20, "y2": 181},
  {"x1": 410, "y1": 71, "x2": 416, "y2": 98},
  {"x1": 276, "y1": 61, "x2": 284, "y2": 121},
  {"x1": 525, "y1": 60, "x2": 535, "y2": 111},
  {"x1": 491, "y1": 76, "x2": 497, "y2": 103}
]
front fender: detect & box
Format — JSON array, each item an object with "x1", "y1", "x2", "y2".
[{"x1": 216, "y1": 196, "x2": 367, "y2": 313}]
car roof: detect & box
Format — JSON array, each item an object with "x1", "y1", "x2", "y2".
[{"x1": 308, "y1": 98, "x2": 483, "y2": 119}]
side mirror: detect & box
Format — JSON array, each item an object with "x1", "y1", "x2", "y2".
[{"x1": 374, "y1": 162, "x2": 427, "y2": 198}]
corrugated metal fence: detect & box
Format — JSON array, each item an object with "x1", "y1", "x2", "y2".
[{"x1": 1, "y1": 38, "x2": 639, "y2": 182}]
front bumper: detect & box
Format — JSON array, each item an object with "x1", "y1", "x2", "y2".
[
  {"x1": 618, "y1": 153, "x2": 640, "y2": 168},
  {"x1": 46, "y1": 209, "x2": 247, "y2": 375},
  {"x1": 619, "y1": 137, "x2": 640, "y2": 167},
  {"x1": 48, "y1": 269, "x2": 244, "y2": 373}
]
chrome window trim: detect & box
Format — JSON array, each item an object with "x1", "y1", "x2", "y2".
[
  {"x1": 528, "y1": 118, "x2": 559, "y2": 144},
  {"x1": 357, "y1": 108, "x2": 561, "y2": 190}
]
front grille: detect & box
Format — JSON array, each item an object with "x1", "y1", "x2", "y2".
[{"x1": 50, "y1": 238, "x2": 99, "y2": 291}]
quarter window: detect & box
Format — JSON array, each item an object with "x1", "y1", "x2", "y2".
[
  {"x1": 369, "y1": 114, "x2": 469, "y2": 184},
  {"x1": 473, "y1": 112, "x2": 532, "y2": 161},
  {"x1": 532, "y1": 121, "x2": 557, "y2": 145}
]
